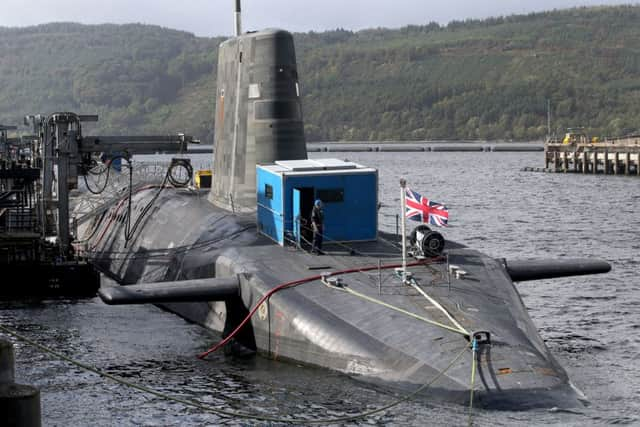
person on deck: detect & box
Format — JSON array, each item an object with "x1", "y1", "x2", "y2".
[{"x1": 311, "y1": 199, "x2": 324, "y2": 255}]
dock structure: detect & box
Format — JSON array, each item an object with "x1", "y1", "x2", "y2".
[
  {"x1": 1, "y1": 113, "x2": 196, "y2": 298},
  {"x1": 544, "y1": 137, "x2": 640, "y2": 176}
]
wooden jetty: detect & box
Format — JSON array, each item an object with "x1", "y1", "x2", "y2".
[{"x1": 544, "y1": 136, "x2": 640, "y2": 176}]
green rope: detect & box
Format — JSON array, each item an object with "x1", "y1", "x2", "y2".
[
  {"x1": 468, "y1": 338, "x2": 478, "y2": 427},
  {"x1": 406, "y1": 276, "x2": 470, "y2": 336},
  {"x1": 0, "y1": 324, "x2": 470, "y2": 424},
  {"x1": 341, "y1": 286, "x2": 469, "y2": 337}
]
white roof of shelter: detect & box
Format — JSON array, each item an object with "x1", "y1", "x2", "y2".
[
  {"x1": 275, "y1": 159, "x2": 360, "y2": 171},
  {"x1": 259, "y1": 158, "x2": 375, "y2": 176}
]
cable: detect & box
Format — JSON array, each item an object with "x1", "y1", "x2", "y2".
[
  {"x1": 198, "y1": 258, "x2": 462, "y2": 360},
  {"x1": 197, "y1": 274, "x2": 320, "y2": 359},
  {"x1": 167, "y1": 158, "x2": 193, "y2": 187},
  {"x1": 86, "y1": 171, "x2": 197, "y2": 253},
  {"x1": 82, "y1": 156, "x2": 130, "y2": 195},
  {"x1": 82, "y1": 159, "x2": 190, "y2": 250},
  {"x1": 89, "y1": 184, "x2": 160, "y2": 251},
  {"x1": 123, "y1": 158, "x2": 192, "y2": 246},
  {"x1": 468, "y1": 337, "x2": 478, "y2": 427},
  {"x1": 124, "y1": 166, "x2": 170, "y2": 246},
  {"x1": 81, "y1": 225, "x2": 256, "y2": 260},
  {"x1": 72, "y1": 210, "x2": 107, "y2": 245},
  {"x1": 0, "y1": 323, "x2": 469, "y2": 425},
  {"x1": 83, "y1": 168, "x2": 109, "y2": 195}
]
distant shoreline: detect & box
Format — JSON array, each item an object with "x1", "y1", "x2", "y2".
[
  {"x1": 306, "y1": 141, "x2": 544, "y2": 152},
  {"x1": 188, "y1": 142, "x2": 544, "y2": 154}
]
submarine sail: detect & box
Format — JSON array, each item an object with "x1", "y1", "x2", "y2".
[{"x1": 209, "y1": 28, "x2": 307, "y2": 212}]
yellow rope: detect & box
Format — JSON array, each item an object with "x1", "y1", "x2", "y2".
[
  {"x1": 341, "y1": 286, "x2": 469, "y2": 337},
  {"x1": 468, "y1": 338, "x2": 478, "y2": 427},
  {"x1": 406, "y1": 278, "x2": 470, "y2": 336},
  {"x1": 331, "y1": 281, "x2": 478, "y2": 426}
]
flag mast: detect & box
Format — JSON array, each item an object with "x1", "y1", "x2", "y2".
[
  {"x1": 400, "y1": 178, "x2": 408, "y2": 283},
  {"x1": 234, "y1": 0, "x2": 242, "y2": 36}
]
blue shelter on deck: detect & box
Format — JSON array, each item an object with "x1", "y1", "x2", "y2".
[{"x1": 256, "y1": 159, "x2": 378, "y2": 246}]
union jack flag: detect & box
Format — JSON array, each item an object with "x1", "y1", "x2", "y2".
[{"x1": 405, "y1": 188, "x2": 449, "y2": 226}]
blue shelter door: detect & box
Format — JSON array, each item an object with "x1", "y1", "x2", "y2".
[{"x1": 292, "y1": 188, "x2": 302, "y2": 247}]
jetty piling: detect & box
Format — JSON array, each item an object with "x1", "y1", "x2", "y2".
[{"x1": 544, "y1": 137, "x2": 640, "y2": 176}]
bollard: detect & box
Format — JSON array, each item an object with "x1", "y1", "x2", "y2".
[
  {"x1": 0, "y1": 339, "x2": 15, "y2": 383},
  {"x1": 0, "y1": 339, "x2": 41, "y2": 427}
]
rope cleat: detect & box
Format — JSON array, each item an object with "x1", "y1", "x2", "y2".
[
  {"x1": 471, "y1": 331, "x2": 491, "y2": 346},
  {"x1": 321, "y1": 273, "x2": 344, "y2": 288}
]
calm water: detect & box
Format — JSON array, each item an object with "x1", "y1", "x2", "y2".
[{"x1": 1, "y1": 151, "x2": 638, "y2": 426}]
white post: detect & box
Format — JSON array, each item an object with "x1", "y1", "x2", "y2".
[{"x1": 400, "y1": 179, "x2": 407, "y2": 283}]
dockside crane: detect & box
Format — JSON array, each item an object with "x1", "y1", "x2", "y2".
[{"x1": 0, "y1": 112, "x2": 196, "y2": 298}]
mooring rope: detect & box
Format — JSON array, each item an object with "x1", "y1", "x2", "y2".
[
  {"x1": 468, "y1": 337, "x2": 479, "y2": 426},
  {"x1": 406, "y1": 276, "x2": 470, "y2": 336},
  {"x1": 332, "y1": 284, "x2": 468, "y2": 337},
  {"x1": 0, "y1": 323, "x2": 470, "y2": 424}
]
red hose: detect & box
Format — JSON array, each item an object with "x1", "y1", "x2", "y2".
[
  {"x1": 90, "y1": 184, "x2": 161, "y2": 250},
  {"x1": 197, "y1": 258, "x2": 441, "y2": 359}
]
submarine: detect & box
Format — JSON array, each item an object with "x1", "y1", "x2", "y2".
[{"x1": 78, "y1": 1, "x2": 611, "y2": 410}]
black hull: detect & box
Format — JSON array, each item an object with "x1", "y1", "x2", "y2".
[{"x1": 80, "y1": 188, "x2": 587, "y2": 410}]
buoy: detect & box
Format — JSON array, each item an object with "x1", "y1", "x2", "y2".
[{"x1": 0, "y1": 339, "x2": 41, "y2": 427}]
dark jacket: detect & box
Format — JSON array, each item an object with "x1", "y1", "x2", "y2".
[{"x1": 311, "y1": 206, "x2": 324, "y2": 231}]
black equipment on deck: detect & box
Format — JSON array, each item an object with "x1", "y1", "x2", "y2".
[{"x1": 409, "y1": 225, "x2": 446, "y2": 257}]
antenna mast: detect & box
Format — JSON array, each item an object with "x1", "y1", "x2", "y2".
[
  {"x1": 547, "y1": 98, "x2": 551, "y2": 138},
  {"x1": 234, "y1": 0, "x2": 242, "y2": 36}
]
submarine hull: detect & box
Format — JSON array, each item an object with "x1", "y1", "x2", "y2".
[{"x1": 84, "y1": 188, "x2": 584, "y2": 410}]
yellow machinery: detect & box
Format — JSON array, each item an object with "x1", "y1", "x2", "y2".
[
  {"x1": 562, "y1": 129, "x2": 589, "y2": 144},
  {"x1": 195, "y1": 170, "x2": 212, "y2": 188}
]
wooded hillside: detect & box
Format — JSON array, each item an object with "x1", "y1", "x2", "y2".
[{"x1": 1, "y1": 5, "x2": 639, "y2": 142}]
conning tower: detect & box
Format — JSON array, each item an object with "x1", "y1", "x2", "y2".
[{"x1": 209, "y1": 28, "x2": 307, "y2": 212}]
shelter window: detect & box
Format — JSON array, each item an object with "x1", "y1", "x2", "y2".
[
  {"x1": 265, "y1": 184, "x2": 273, "y2": 200},
  {"x1": 317, "y1": 188, "x2": 344, "y2": 203},
  {"x1": 255, "y1": 101, "x2": 301, "y2": 120}
]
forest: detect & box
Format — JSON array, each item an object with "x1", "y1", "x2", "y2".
[{"x1": 1, "y1": 5, "x2": 640, "y2": 142}]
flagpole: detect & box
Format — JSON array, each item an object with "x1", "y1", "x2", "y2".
[{"x1": 400, "y1": 178, "x2": 407, "y2": 283}]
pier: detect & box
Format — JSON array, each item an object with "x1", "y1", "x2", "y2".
[{"x1": 544, "y1": 137, "x2": 640, "y2": 176}]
